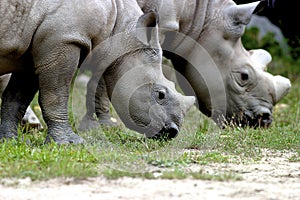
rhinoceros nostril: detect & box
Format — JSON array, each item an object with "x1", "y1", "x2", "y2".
[
  {"x1": 258, "y1": 112, "x2": 273, "y2": 128},
  {"x1": 242, "y1": 109, "x2": 272, "y2": 128},
  {"x1": 150, "y1": 122, "x2": 179, "y2": 140},
  {"x1": 164, "y1": 122, "x2": 179, "y2": 139},
  {"x1": 261, "y1": 112, "x2": 271, "y2": 120}
]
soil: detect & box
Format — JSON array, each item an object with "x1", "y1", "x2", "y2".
[{"x1": 0, "y1": 150, "x2": 299, "y2": 200}]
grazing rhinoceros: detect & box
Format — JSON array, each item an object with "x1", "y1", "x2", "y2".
[
  {"x1": 0, "y1": 0, "x2": 195, "y2": 144},
  {"x1": 81, "y1": 0, "x2": 291, "y2": 130},
  {"x1": 0, "y1": 74, "x2": 43, "y2": 129}
]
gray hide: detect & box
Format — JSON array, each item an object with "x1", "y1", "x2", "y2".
[
  {"x1": 0, "y1": 0, "x2": 195, "y2": 144},
  {"x1": 82, "y1": 0, "x2": 291, "y2": 129}
]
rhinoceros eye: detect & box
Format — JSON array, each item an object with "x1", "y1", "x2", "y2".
[
  {"x1": 153, "y1": 88, "x2": 167, "y2": 105},
  {"x1": 152, "y1": 84, "x2": 169, "y2": 104},
  {"x1": 238, "y1": 71, "x2": 250, "y2": 87},
  {"x1": 158, "y1": 90, "x2": 165, "y2": 100},
  {"x1": 241, "y1": 72, "x2": 249, "y2": 81},
  {"x1": 233, "y1": 69, "x2": 250, "y2": 87}
]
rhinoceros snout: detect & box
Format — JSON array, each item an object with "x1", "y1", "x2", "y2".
[
  {"x1": 164, "y1": 122, "x2": 179, "y2": 138},
  {"x1": 150, "y1": 122, "x2": 179, "y2": 140},
  {"x1": 244, "y1": 108, "x2": 273, "y2": 128}
]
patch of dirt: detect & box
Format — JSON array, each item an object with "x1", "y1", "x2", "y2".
[{"x1": 1, "y1": 150, "x2": 299, "y2": 200}]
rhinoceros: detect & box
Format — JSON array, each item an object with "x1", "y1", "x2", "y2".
[
  {"x1": 81, "y1": 0, "x2": 291, "y2": 131},
  {"x1": 0, "y1": 0, "x2": 195, "y2": 144}
]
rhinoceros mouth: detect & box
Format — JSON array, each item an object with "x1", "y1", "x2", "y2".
[
  {"x1": 148, "y1": 122, "x2": 179, "y2": 140},
  {"x1": 242, "y1": 110, "x2": 273, "y2": 128}
]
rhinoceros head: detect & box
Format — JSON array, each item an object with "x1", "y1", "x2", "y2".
[
  {"x1": 105, "y1": 12, "x2": 195, "y2": 139},
  {"x1": 224, "y1": 48, "x2": 291, "y2": 127},
  {"x1": 189, "y1": 0, "x2": 291, "y2": 127}
]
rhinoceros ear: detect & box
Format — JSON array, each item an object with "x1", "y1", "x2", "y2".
[
  {"x1": 233, "y1": 1, "x2": 267, "y2": 25},
  {"x1": 249, "y1": 49, "x2": 272, "y2": 71},
  {"x1": 136, "y1": 11, "x2": 160, "y2": 48}
]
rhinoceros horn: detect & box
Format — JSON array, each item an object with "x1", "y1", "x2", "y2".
[
  {"x1": 232, "y1": 1, "x2": 267, "y2": 25},
  {"x1": 181, "y1": 95, "x2": 196, "y2": 114},
  {"x1": 273, "y1": 75, "x2": 291, "y2": 103}
]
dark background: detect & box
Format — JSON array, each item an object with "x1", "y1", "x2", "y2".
[{"x1": 234, "y1": 0, "x2": 299, "y2": 59}]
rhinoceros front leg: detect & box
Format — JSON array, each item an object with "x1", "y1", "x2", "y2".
[
  {"x1": 79, "y1": 75, "x2": 116, "y2": 131},
  {"x1": 0, "y1": 72, "x2": 38, "y2": 140},
  {"x1": 95, "y1": 76, "x2": 117, "y2": 126},
  {"x1": 35, "y1": 45, "x2": 85, "y2": 144}
]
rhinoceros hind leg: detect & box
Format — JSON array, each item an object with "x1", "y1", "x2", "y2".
[
  {"x1": 0, "y1": 130, "x2": 18, "y2": 141},
  {"x1": 0, "y1": 72, "x2": 38, "y2": 141},
  {"x1": 35, "y1": 44, "x2": 85, "y2": 145}
]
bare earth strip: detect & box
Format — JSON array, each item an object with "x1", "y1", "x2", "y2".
[{"x1": 1, "y1": 150, "x2": 299, "y2": 200}]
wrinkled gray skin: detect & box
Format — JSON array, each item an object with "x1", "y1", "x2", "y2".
[
  {"x1": 0, "y1": 74, "x2": 43, "y2": 129},
  {"x1": 0, "y1": 0, "x2": 195, "y2": 144},
  {"x1": 83, "y1": 0, "x2": 291, "y2": 129}
]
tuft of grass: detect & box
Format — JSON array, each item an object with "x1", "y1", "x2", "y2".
[
  {"x1": 159, "y1": 169, "x2": 242, "y2": 181},
  {"x1": 288, "y1": 154, "x2": 300, "y2": 162},
  {"x1": 189, "y1": 170, "x2": 242, "y2": 181},
  {"x1": 180, "y1": 151, "x2": 230, "y2": 165},
  {"x1": 0, "y1": 134, "x2": 99, "y2": 181},
  {"x1": 102, "y1": 168, "x2": 155, "y2": 180},
  {"x1": 159, "y1": 169, "x2": 188, "y2": 179}
]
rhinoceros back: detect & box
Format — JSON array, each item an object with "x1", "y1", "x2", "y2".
[
  {"x1": 0, "y1": 0, "x2": 34, "y2": 40},
  {"x1": 0, "y1": 0, "x2": 60, "y2": 57}
]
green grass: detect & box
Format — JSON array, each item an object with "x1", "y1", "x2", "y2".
[
  {"x1": 0, "y1": 138, "x2": 98, "y2": 180},
  {"x1": 1, "y1": 84, "x2": 298, "y2": 181},
  {"x1": 0, "y1": 29, "x2": 299, "y2": 181}
]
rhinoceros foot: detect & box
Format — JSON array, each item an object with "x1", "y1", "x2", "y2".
[
  {"x1": 97, "y1": 113, "x2": 118, "y2": 127},
  {"x1": 78, "y1": 114, "x2": 117, "y2": 132},
  {"x1": 45, "y1": 132, "x2": 85, "y2": 145},
  {"x1": 45, "y1": 123, "x2": 85, "y2": 145},
  {"x1": 0, "y1": 121, "x2": 19, "y2": 141},
  {"x1": 78, "y1": 114, "x2": 101, "y2": 131},
  {"x1": 0, "y1": 127, "x2": 18, "y2": 141}
]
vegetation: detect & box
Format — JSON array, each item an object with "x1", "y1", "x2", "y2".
[{"x1": 0, "y1": 28, "x2": 299, "y2": 181}]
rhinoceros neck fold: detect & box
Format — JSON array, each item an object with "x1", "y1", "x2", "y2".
[{"x1": 177, "y1": 0, "x2": 209, "y2": 39}]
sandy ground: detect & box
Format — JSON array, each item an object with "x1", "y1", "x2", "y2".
[{"x1": 0, "y1": 150, "x2": 299, "y2": 200}]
